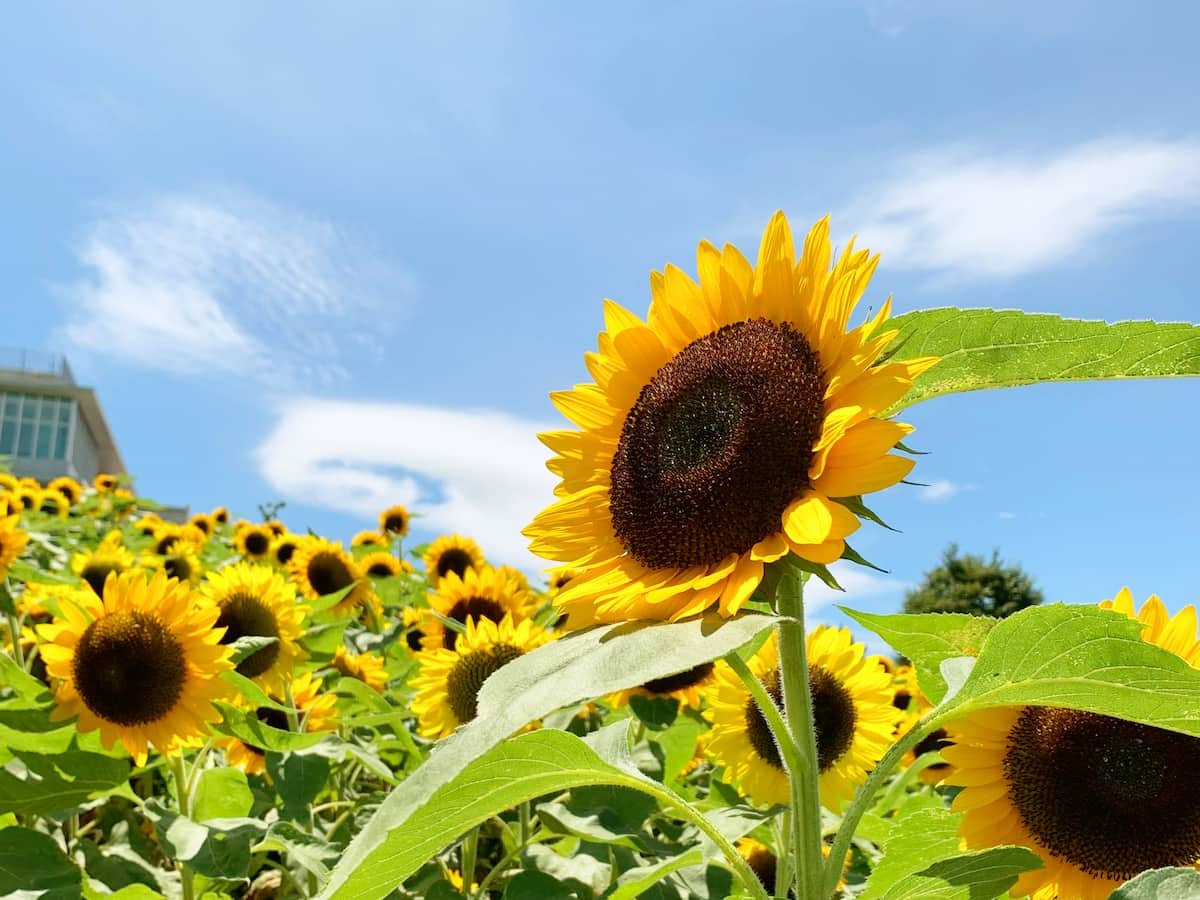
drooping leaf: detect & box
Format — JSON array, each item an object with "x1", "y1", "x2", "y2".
[
  {"x1": 881, "y1": 308, "x2": 1200, "y2": 411},
  {"x1": 0, "y1": 825, "x2": 82, "y2": 899},
  {"x1": 0, "y1": 749, "x2": 131, "y2": 816},
  {"x1": 143, "y1": 800, "x2": 265, "y2": 880},
  {"x1": 213, "y1": 701, "x2": 330, "y2": 752}
]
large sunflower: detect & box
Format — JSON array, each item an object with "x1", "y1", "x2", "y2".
[
  {"x1": 287, "y1": 538, "x2": 375, "y2": 619},
  {"x1": 524, "y1": 214, "x2": 937, "y2": 625},
  {"x1": 423, "y1": 534, "x2": 486, "y2": 584},
  {"x1": 705, "y1": 626, "x2": 900, "y2": 810},
  {"x1": 71, "y1": 530, "x2": 135, "y2": 596},
  {"x1": 36, "y1": 569, "x2": 233, "y2": 765},
  {"x1": 221, "y1": 671, "x2": 338, "y2": 776},
  {"x1": 943, "y1": 589, "x2": 1200, "y2": 899},
  {"x1": 420, "y1": 565, "x2": 536, "y2": 651},
  {"x1": 411, "y1": 615, "x2": 550, "y2": 739},
  {"x1": 0, "y1": 514, "x2": 29, "y2": 580},
  {"x1": 197, "y1": 563, "x2": 307, "y2": 693}
]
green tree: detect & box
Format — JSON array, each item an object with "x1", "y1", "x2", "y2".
[{"x1": 903, "y1": 544, "x2": 1043, "y2": 618}]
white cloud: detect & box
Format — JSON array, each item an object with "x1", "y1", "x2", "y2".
[
  {"x1": 58, "y1": 190, "x2": 414, "y2": 384},
  {"x1": 998, "y1": 511, "x2": 1017, "y2": 520},
  {"x1": 847, "y1": 138, "x2": 1200, "y2": 279},
  {"x1": 917, "y1": 479, "x2": 963, "y2": 502},
  {"x1": 255, "y1": 398, "x2": 557, "y2": 570},
  {"x1": 804, "y1": 564, "x2": 905, "y2": 616}
]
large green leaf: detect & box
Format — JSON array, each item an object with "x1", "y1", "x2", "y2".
[
  {"x1": 1111, "y1": 868, "x2": 1200, "y2": 899},
  {"x1": 934, "y1": 604, "x2": 1200, "y2": 733},
  {"x1": 841, "y1": 608, "x2": 995, "y2": 705},
  {"x1": 321, "y1": 612, "x2": 777, "y2": 899},
  {"x1": 0, "y1": 825, "x2": 82, "y2": 899},
  {"x1": 192, "y1": 767, "x2": 253, "y2": 822},
  {"x1": 882, "y1": 308, "x2": 1200, "y2": 410},
  {"x1": 0, "y1": 749, "x2": 131, "y2": 815}
]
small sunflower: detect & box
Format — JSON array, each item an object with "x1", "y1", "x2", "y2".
[
  {"x1": 93, "y1": 473, "x2": 118, "y2": 493},
  {"x1": 197, "y1": 563, "x2": 307, "y2": 692},
  {"x1": 221, "y1": 671, "x2": 338, "y2": 775},
  {"x1": 357, "y1": 551, "x2": 411, "y2": 579},
  {"x1": 332, "y1": 645, "x2": 388, "y2": 692},
  {"x1": 287, "y1": 538, "x2": 374, "y2": 618},
  {"x1": 0, "y1": 473, "x2": 18, "y2": 494},
  {"x1": 0, "y1": 514, "x2": 30, "y2": 580},
  {"x1": 0, "y1": 493, "x2": 20, "y2": 517},
  {"x1": 136, "y1": 514, "x2": 163, "y2": 537},
  {"x1": 188, "y1": 512, "x2": 214, "y2": 536},
  {"x1": 736, "y1": 836, "x2": 843, "y2": 894},
  {"x1": 548, "y1": 568, "x2": 581, "y2": 593},
  {"x1": 352, "y1": 530, "x2": 389, "y2": 549},
  {"x1": 266, "y1": 520, "x2": 287, "y2": 537},
  {"x1": 211, "y1": 506, "x2": 230, "y2": 526},
  {"x1": 420, "y1": 565, "x2": 536, "y2": 651},
  {"x1": 150, "y1": 524, "x2": 202, "y2": 557},
  {"x1": 378, "y1": 504, "x2": 411, "y2": 538},
  {"x1": 146, "y1": 541, "x2": 203, "y2": 585},
  {"x1": 71, "y1": 531, "x2": 136, "y2": 596},
  {"x1": 524, "y1": 213, "x2": 937, "y2": 626},
  {"x1": 270, "y1": 534, "x2": 300, "y2": 567},
  {"x1": 48, "y1": 476, "x2": 83, "y2": 506},
  {"x1": 705, "y1": 626, "x2": 900, "y2": 810},
  {"x1": 36, "y1": 569, "x2": 233, "y2": 765},
  {"x1": 235, "y1": 524, "x2": 274, "y2": 561},
  {"x1": 943, "y1": 589, "x2": 1200, "y2": 899},
  {"x1": 423, "y1": 534, "x2": 486, "y2": 584},
  {"x1": 402, "y1": 606, "x2": 428, "y2": 652},
  {"x1": 37, "y1": 490, "x2": 69, "y2": 518},
  {"x1": 411, "y1": 615, "x2": 550, "y2": 739},
  {"x1": 609, "y1": 660, "x2": 717, "y2": 711},
  {"x1": 16, "y1": 488, "x2": 38, "y2": 511},
  {"x1": 890, "y1": 663, "x2": 950, "y2": 784}
]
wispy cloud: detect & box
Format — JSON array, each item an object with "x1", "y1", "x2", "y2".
[
  {"x1": 254, "y1": 398, "x2": 557, "y2": 569},
  {"x1": 848, "y1": 138, "x2": 1200, "y2": 279},
  {"x1": 918, "y1": 479, "x2": 964, "y2": 502},
  {"x1": 804, "y1": 565, "x2": 905, "y2": 615},
  {"x1": 58, "y1": 190, "x2": 414, "y2": 384}
]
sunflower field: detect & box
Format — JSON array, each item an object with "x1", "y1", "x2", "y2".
[{"x1": 4, "y1": 214, "x2": 1200, "y2": 900}]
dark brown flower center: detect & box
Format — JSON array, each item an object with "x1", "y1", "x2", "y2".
[
  {"x1": 216, "y1": 591, "x2": 282, "y2": 678},
  {"x1": 442, "y1": 597, "x2": 506, "y2": 649},
  {"x1": 366, "y1": 558, "x2": 397, "y2": 577},
  {"x1": 163, "y1": 554, "x2": 192, "y2": 582},
  {"x1": 643, "y1": 661, "x2": 715, "y2": 695},
  {"x1": 744, "y1": 664, "x2": 858, "y2": 773},
  {"x1": 81, "y1": 561, "x2": 123, "y2": 596},
  {"x1": 307, "y1": 551, "x2": 354, "y2": 596},
  {"x1": 609, "y1": 318, "x2": 825, "y2": 569},
  {"x1": 913, "y1": 727, "x2": 950, "y2": 772},
  {"x1": 155, "y1": 535, "x2": 180, "y2": 555},
  {"x1": 244, "y1": 531, "x2": 270, "y2": 556},
  {"x1": 406, "y1": 628, "x2": 424, "y2": 651},
  {"x1": 73, "y1": 611, "x2": 186, "y2": 726},
  {"x1": 274, "y1": 541, "x2": 297, "y2": 565},
  {"x1": 436, "y1": 548, "x2": 474, "y2": 580},
  {"x1": 383, "y1": 513, "x2": 407, "y2": 534},
  {"x1": 1004, "y1": 707, "x2": 1200, "y2": 881},
  {"x1": 446, "y1": 644, "x2": 525, "y2": 724}
]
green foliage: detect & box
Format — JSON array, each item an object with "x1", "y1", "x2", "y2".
[
  {"x1": 1111, "y1": 868, "x2": 1200, "y2": 898},
  {"x1": 0, "y1": 825, "x2": 83, "y2": 899},
  {"x1": 903, "y1": 544, "x2": 1043, "y2": 619}
]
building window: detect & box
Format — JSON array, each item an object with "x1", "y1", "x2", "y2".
[{"x1": 0, "y1": 393, "x2": 72, "y2": 461}]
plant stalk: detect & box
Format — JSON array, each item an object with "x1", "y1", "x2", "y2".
[{"x1": 169, "y1": 753, "x2": 196, "y2": 900}]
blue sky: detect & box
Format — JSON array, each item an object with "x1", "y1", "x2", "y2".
[{"x1": 2, "y1": 2, "x2": 1198, "y2": 631}]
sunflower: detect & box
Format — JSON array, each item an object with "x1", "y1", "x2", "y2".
[
  {"x1": 706, "y1": 626, "x2": 900, "y2": 810},
  {"x1": 48, "y1": 476, "x2": 83, "y2": 506},
  {"x1": 221, "y1": 671, "x2": 338, "y2": 776},
  {"x1": 36, "y1": 569, "x2": 233, "y2": 765},
  {"x1": 270, "y1": 534, "x2": 300, "y2": 567},
  {"x1": 943, "y1": 590, "x2": 1200, "y2": 899},
  {"x1": 609, "y1": 660, "x2": 717, "y2": 711},
  {"x1": 136, "y1": 514, "x2": 163, "y2": 537},
  {"x1": 0, "y1": 472, "x2": 18, "y2": 494},
  {"x1": 197, "y1": 563, "x2": 306, "y2": 692},
  {"x1": 548, "y1": 568, "x2": 581, "y2": 593},
  {"x1": 16, "y1": 488, "x2": 38, "y2": 511},
  {"x1": 235, "y1": 524, "x2": 275, "y2": 561},
  {"x1": 144, "y1": 541, "x2": 204, "y2": 586},
  {"x1": 188, "y1": 512, "x2": 214, "y2": 536},
  {"x1": 266, "y1": 520, "x2": 287, "y2": 537},
  {"x1": 0, "y1": 493, "x2": 19, "y2": 517},
  {"x1": 524, "y1": 214, "x2": 937, "y2": 625},
  {"x1": 211, "y1": 506, "x2": 229, "y2": 526},
  {"x1": 332, "y1": 645, "x2": 388, "y2": 692},
  {"x1": 402, "y1": 606, "x2": 428, "y2": 652},
  {"x1": 357, "y1": 551, "x2": 411, "y2": 579},
  {"x1": 411, "y1": 615, "x2": 550, "y2": 739},
  {"x1": 287, "y1": 538, "x2": 375, "y2": 619},
  {"x1": 93, "y1": 473, "x2": 118, "y2": 493},
  {"x1": 378, "y1": 504, "x2": 410, "y2": 538},
  {"x1": 37, "y1": 490, "x2": 69, "y2": 518},
  {"x1": 0, "y1": 514, "x2": 29, "y2": 580},
  {"x1": 352, "y1": 530, "x2": 389, "y2": 549},
  {"x1": 736, "y1": 836, "x2": 843, "y2": 894},
  {"x1": 890, "y1": 663, "x2": 950, "y2": 784},
  {"x1": 420, "y1": 565, "x2": 536, "y2": 651},
  {"x1": 71, "y1": 531, "x2": 136, "y2": 596},
  {"x1": 423, "y1": 534, "x2": 486, "y2": 584}
]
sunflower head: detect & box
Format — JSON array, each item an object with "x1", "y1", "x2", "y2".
[
  {"x1": 378, "y1": 504, "x2": 411, "y2": 538},
  {"x1": 93, "y1": 473, "x2": 118, "y2": 493},
  {"x1": 153, "y1": 541, "x2": 203, "y2": 585},
  {"x1": 332, "y1": 645, "x2": 388, "y2": 693},
  {"x1": 352, "y1": 530, "x2": 389, "y2": 549},
  {"x1": 36, "y1": 568, "x2": 233, "y2": 765},
  {"x1": 188, "y1": 512, "x2": 214, "y2": 536},
  {"x1": 421, "y1": 565, "x2": 536, "y2": 651},
  {"x1": 198, "y1": 562, "x2": 307, "y2": 692},
  {"x1": 287, "y1": 538, "x2": 374, "y2": 619},
  {"x1": 235, "y1": 524, "x2": 275, "y2": 561},
  {"x1": 270, "y1": 535, "x2": 300, "y2": 567},
  {"x1": 357, "y1": 550, "x2": 411, "y2": 579},
  {"x1": 71, "y1": 531, "x2": 135, "y2": 596},
  {"x1": 0, "y1": 473, "x2": 18, "y2": 494},
  {"x1": 944, "y1": 590, "x2": 1200, "y2": 899},
  {"x1": 48, "y1": 476, "x2": 83, "y2": 506},
  {"x1": 37, "y1": 490, "x2": 69, "y2": 518},
  {"x1": 211, "y1": 506, "x2": 229, "y2": 525},
  {"x1": 524, "y1": 213, "x2": 938, "y2": 626},
  {"x1": 423, "y1": 534, "x2": 486, "y2": 584},
  {"x1": 0, "y1": 514, "x2": 30, "y2": 580},
  {"x1": 609, "y1": 660, "x2": 717, "y2": 711},
  {"x1": 16, "y1": 488, "x2": 38, "y2": 511},
  {"x1": 266, "y1": 520, "x2": 287, "y2": 537},
  {"x1": 411, "y1": 615, "x2": 550, "y2": 739},
  {"x1": 219, "y1": 670, "x2": 337, "y2": 774}
]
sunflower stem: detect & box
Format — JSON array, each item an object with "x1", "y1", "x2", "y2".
[
  {"x1": 283, "y1": 681, "x2": 301, "y2": 733},
  {"x1": 774, "y1": 810, "x2": 794, "y2": 899},
  {"x1": 821, "y1": 712, "x2": 938, "y2": 896},
  {"x1": 5, "y1": 611, "x2": 25, "y2": 670},
  {"x1": 724, "y1": 651, "x2": 805, "y2": 778},
  {"x1": 461, "y1": 825, "x2": 479, "y2": 895},
  {"x1": 773, "y1": 564, "x2": 825, "y2": 900},
  {"x1": 169, "y1": 752, "x2": 196, "y2": 900},
  {"x1": 518, "y1": 800, "x2": 532, "y2": 846}
]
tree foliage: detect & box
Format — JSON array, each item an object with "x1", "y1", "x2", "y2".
[{"x1": 903, "y1": 544, "x2": 1043, "y2": 618}]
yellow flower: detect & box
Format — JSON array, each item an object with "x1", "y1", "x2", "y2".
[
  {"x1": 36, "y1": 569, "x2": 233, "y2": 765},
  {"x1": 423, "y1": 534, "x2": 485, "y2": 584},
  {"x1": 37, "y1": 489, "x2": 69, "y2": 518},
  {"x1": 188, "y1": 512, "x2": 214, "y2": 536},
  {"x1": 221, "y1": 671, "x2": 338, "y2": 776},
  {"x1": 210, "y1": 506, "x2": 230, "y2": 526},
  {"x1": 143, "y1": 541, "x2": 203, "y2": 586},
  {"x1": 608, "y1": 660, "x2": 717, "y2": 711},
  {"x1": 235, "y1": 524, "x2": 275, "y2": 561},
  {"x1": 0, "y1": 514, "x2": 29, "y2": 580},
  {"x1": 270, "y1": 534, "x2": 300, "y2": 567},
  {"x1": 411, "y1": 616, "x2": 549, "y2": 739},
  {"x1": 357, "y1": 551, "x2": 411, "y2": 579},
  {"x1": 705, "y1": 626, "x2": 900, "y2": 810},
  {"x1": 287, "y1": 538, "x2": 375, "y2": 619},
  {"x1": 524, "y1": 213, "x2": 937, "y2": 626},
  {"x1": 352, "y1": 530, "x2": 389, "y2": 549},
  {"x1": 420, "y1": 565, "x2": 536, "y2": 651},
  {"x1": 71, "y1": 530, "x2": 135, "y2": 595},
  {"x1": 93, "y1": 473, "x2": 118, "y2": 493},
  {"x1": 943, "y1": 589, "x2": 1200, "y2": 899},
  {"x1": 378, "y1": 504, "x2": 411, "y2": 538},
  {"x1": 332, "y1": 645, "x2": 388, "y2": 692},
  {"x1": 47, "y1": 476, "x2": 83, "y2": 506}
]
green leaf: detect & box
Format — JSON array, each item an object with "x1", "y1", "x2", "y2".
[
  {"x1": 1111, "y1": 867, "x2": 1200, "y2": 899},
  {"x1": 881, "y1": 308, "x2": 1200, "y2": 411},
  {"x1": 192, "y1": 767, "x2": 253, "y2": 822},
  {"x1": 841, "y1": 608, "x2": 995, "y2": 705},
  {"x1": 605, "y1": 850, "x2": 704, "y2": 900},
  {"x1": 0, "y1": 825, "x2": 82, "y2": 899},
  {"x1": 253, "y1": 822, "x2": 341, "y2": 882},
  {"x1": 228, "y1": 634, "x2": 278, "y2": 664},
  {"x1": 936, "y1": 604, "x2": 1200, "y2": 734},
  {"x1": 0, "y1": 650, "x2": 53, "y2": 706},
  {"x1": 267, "y1": 747, "x2": 332, "y2": 820},
  {"x1": 0, "y1": 749, "x2": 131, "y2": 815},
  {"x1": 213, "y1": 701, "x2": 330, "y2": 751},
  {"x1": 628, "y1": 694, "x2": 679, "y2": 729},
  {"x1": 537, "y1": 785, "x2": 670, "y2": 852},
  {"x1": 321, "y1": 613, "x2": 778, "y2": 899},
  {"x1": 0, "y1": 705, "x2": 77, "y2": 754},
  {"x1": 504, "y1": 870, "x2": 587, "y2": 900},
  {"x1": 861, "y1": 807, "x2": 962, "y2": 900},
  {"x1": 652, "y1": 714, "x2": 703, "y2": 787},
  {"x1": 144, "y1": 801, "x2": 265, "y2": 880}
]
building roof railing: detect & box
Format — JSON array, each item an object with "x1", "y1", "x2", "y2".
[{"x1": 0, "y1": 348, "x2": 75, "y2": 383}]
